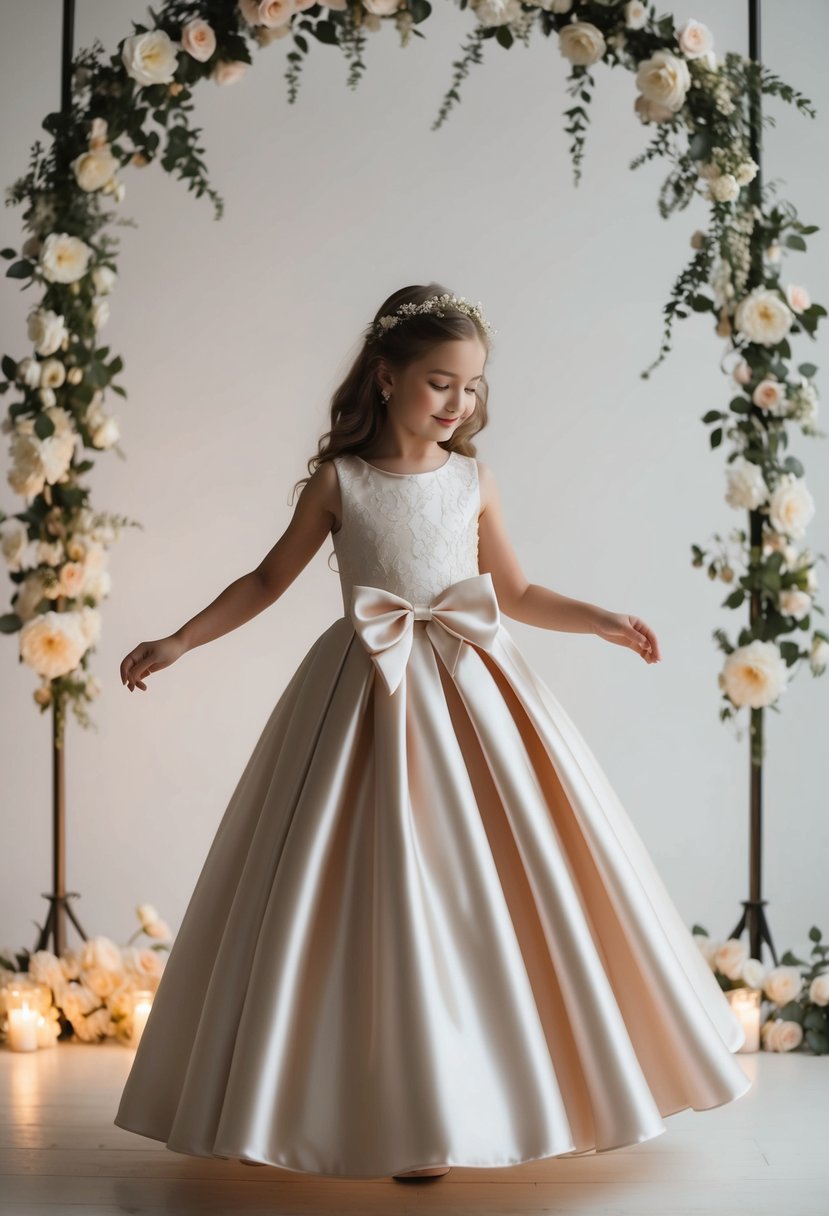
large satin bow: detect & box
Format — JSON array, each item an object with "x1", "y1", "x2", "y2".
[{"x1": 350, "y1": 571, "x2": 501, "y2": 695}]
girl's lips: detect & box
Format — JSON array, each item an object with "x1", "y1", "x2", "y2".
[{"x1": 433, "y1": 416, "x2": 458, "y2": 426}]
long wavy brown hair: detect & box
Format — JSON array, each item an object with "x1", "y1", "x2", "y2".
[{"x1": 290, "y1": 280, "x2": 494, "y2": 503}]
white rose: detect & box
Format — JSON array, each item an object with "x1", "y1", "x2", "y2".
[
  {"x1": 635, "y1": 49, "x2": 690, "y2": 112},
  {"x1": 137, "y1": 903, "x2": 160, "y2": 927},
  {"x1": 720, "y1": 639, "x2": 788, "y2": 710},
  {"x1": 768, "y1": 474, "x2": 815, "y2": 540},
  {"x1": 143, "y1": 919, "x2": 172, "y2": 941},
  {"x1": 559, "y1": 21, "x2": 606, "y2": 66},
  {"x1": 735, "y1": 159, "x2": 758, "y2": 185},
  {"x1": 70, "y1": 147, "x2": 119, "y2": 193},
  {"x1": 734, "y1": 286, "x2": 794, "y2": 346},
  {"x1": 79, "y1": 606, "x2": 102, "y2": 645},
  {"x1": 810, "y1": 636, "x2": 829, "y2": 675},
  {"x1": 676, "y1": 18, "x2": 714, "y2": 59},
  {"x1": 714, "y1": 937, "x2": 749, "y2": 981},
  {"x1": 39, "y1": 357, "x2": 66, "y2": 389},
  {"x1": 83, "y1": 965, "x2": 122, "y2": 999},
  {"x1": 624, "y1": 1, "x2": 647, "y2": 30},
  {"x1": 17, "y1": 356, "x2": 43, "y2": 388},
  {"x1": 181, "y1": 17, "x2": 217, "y2": 61},
  {"x1": 741, "y1": 958, "x2": 767, "y2": 989},
  {"x1": 121, "y1": 30, "x2": 180, "y2": 87},
  {"x1": 550, "y1": 0, "x2": 573, "y2": 12},
  {"x1": 763, "y1": 964, "x2": 802, "y2": 1005},
  {"x1": 91, "y1": 299, "x2": 110, "y2": 330},
  {"x1": 12, "y1": 573, "x2": 49, "y2": 622},
  {"x1": 26, "y1": 307, "x2": 67, "y2": 357},
  {"x1": 709, "y1": 173, "x2": 740, "y2": 203},
  {"x1": 91, "y1": 415, "x2": 120, "y2": 450},
  {"x1": 634, "y1": 94, "x2": 675, "y2": 124},
  {"x1": 84, "y1": 569, "x2": 112, "y2": 601},
  {"x1": 37, "y1": 539, "x2": 63, "y2": 566},
  {"x1": 725, "y1": 456, "x2": 767, "y2": 510},
  {"x1": 38, "y1": 232, "x2": 93, "y2": 284},
  {"x1": 7, "y1": 433, "x2": 46, "y2": 499},
  {"x1": 28, "y1": 949, "x2": 67, "y2": 997},
  {"x1": 809, "y1": 974, "x2": 829, "y2": 1006},
  {"x1": 1, "y1": 526, "x2": 29, "y2": 572},
  {"x1": 79, "y1": 935, "x2": 123, "y2": 974},
  {"x1": 91, "y1": 264, "x2": 117, "y2": 294},
  {"x1": 365, "y1": 0, "x2": 405, "y2": 14},
  {"x1": 19, "y1": 610, "x2": 89, "y2": 678},
  {"x1": 778, "y1": 589, "x2": 811, "y2": 620}
]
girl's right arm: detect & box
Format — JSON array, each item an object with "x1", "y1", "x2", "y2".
[{"x1": 119, "y1": 461, "x2": 341, "y2": 692}]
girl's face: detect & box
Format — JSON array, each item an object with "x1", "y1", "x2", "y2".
[{"x1": 378, "y1": 337, "x2": 486, "y2": 446}]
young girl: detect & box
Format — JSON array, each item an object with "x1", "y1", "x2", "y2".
[{"x1": 113, "y1": 283, "x2": 750, "y2": 1182}]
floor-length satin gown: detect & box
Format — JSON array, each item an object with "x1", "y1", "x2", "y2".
[{"x1": 113, "y1": 449, "x2": 751, "y2": 1178}]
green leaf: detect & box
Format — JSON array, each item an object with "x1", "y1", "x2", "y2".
[
  {"x1": 6, "y1": 259, "x2": 33, "y2": 279},
  {"x1": 785, "y1": 234, "x2": 807, "y2": 251},
  {"x1": 0, "y1": 613, "x2": 22, "y2": 634},
  {"x1": 710, "y1": 427, "x2": 723, "y2": 448},
  {"x1": 798, "y1": 363, "x2": 818, "y2": 378},
  {"x1": 34, "y1": 413, "x2": 55, "y2": 440}
]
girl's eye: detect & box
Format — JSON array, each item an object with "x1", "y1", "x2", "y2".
[{"x1": 431, "y1": 384, "x2": 477, "y2": 394}]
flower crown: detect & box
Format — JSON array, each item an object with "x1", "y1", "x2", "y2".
[{"x1": 367, "y1": 293, "x2": 497, "y2": 343}]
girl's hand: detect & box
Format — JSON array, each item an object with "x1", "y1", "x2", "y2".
[
  {"x1": 120, "y1": 634, "x2": 187, "y2": 692},
  {"x1": 593, "y1": 610, "x2": 661, "y2": 665}
]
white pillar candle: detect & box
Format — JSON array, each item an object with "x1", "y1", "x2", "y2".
[
  {"x1": 131, "y1": 995, "x2": 153, "y2": 1046},
  {"x1": 727, "y1": 987, "x2": 762, "y2": 1052},
  {"x1": 7, "y1": 1004, "x2": 39, "y2": 1052}
]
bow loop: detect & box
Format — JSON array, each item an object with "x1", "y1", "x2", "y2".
[{"x1": 350, "y1": 572, "x2": 500, "y2": 695}]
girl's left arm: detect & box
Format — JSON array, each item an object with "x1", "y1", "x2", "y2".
[{"x1": 476, "y1": 460, "x2": 661, "y2": 665}]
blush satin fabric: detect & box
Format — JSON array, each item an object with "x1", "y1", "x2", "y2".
[{"x1": 113, "y1": 453, "x2": 750, "y2": 1178}]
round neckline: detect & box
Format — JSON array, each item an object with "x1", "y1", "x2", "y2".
[{"x1": 354, "y1": 451, "x2": 454, "y2": 477}]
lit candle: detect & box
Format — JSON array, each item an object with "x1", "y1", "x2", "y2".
[
  {"x1": 131, "y1": 993, "x2": 153, "y2": 1046},
  {"x1": 8, "y1": 1004, "x2": 39, "y2": 1052},
  {"x1": 726, "y1": 986, "x2": 762, "y2": 1052}
]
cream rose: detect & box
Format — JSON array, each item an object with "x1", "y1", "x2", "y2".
[
  {"x1": 763, "y1": 964, "x2": 802, "y2": 1005},
  {"x1": 734, "y1": 286, "x2": 794, "y2": 346},
  {"x1": 559, "y1": 22, "x2": 607, "y2": 67},
  {"x1": 624, "y1": 1, "x2": 647, "y2": 30},
  {"x1": 709, "y1": 173, "x2": 740, "y2": 203},
  {"x1": 70, "y1": 147, "x2": 119, "y2": 193},
  {"x1": 719, "y1": 639, "x2": 788, "y2": 710},
  {"x1": 693, "y1": 932, "x2": 722, "y2": 967},
  {"x1": 121, "y1": 30, "x2": 180, "y2": 86},
  {"x1": 19, "y1": 610, "x2": 89, "y2": 679},
  {"x1": 762, "y1": 1018, "x2": 803, "y2": 1052},
  {"x1": 26, "y1": 307, "x2": 67, "y2": 357},
  {"x1": 778, "y1": 589, "x2": 811, "y2": 620},
  {"x1": 810, "y1": 637, "x2": 829, "y2": 675},
  {"x1": 38, "y1": 232, "x2": 93, "y2": 284},
  {"x1": 212, "y1": 59, "x2": 249, "y2": 85},
  {"x1": 714, "y1": 937, "x2": 749, "y2": 981},
  {"x1": 365, "y1": 0, "x2": 405, "y2": 14},
  {"x1": 635, "y1": 49, "x2": 690, "y2": 112},
  {"x1": 752, "y1": 378, "x2": 785, "y2": 413},
  {"x1": 768, "y1": 474, "x2": 815, "y2": 540},
  {"x1": 1, "y1": 526, "x2": 28, "y2": 572}
]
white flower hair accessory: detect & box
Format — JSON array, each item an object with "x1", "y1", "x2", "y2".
[{"x1": 367, "y1": 293, "x2": 497, "y2": 343}]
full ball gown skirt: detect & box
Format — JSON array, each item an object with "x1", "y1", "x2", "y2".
[{"x1": 113, "y1": 451, "x2": 750, "y2": 1178}]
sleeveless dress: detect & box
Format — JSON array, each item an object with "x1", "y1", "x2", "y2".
[{"x1": 113, "y1": 450, "x2": 751, "y2": 1178}]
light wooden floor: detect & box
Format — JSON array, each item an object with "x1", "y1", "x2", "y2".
[{"x1": 0, "y1": 1039, "x2": 825, "y2": 1215}]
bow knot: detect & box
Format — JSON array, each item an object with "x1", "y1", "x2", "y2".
[{"x1": 350, "y1": 572, "x2": 500, "y2": 695}]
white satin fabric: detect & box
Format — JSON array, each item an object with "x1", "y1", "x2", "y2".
[{"x1": 113, "y1": 451, "x2": 750, "y2": 1178}]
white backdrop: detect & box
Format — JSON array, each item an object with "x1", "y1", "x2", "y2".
[{"x1": 1, "y1": 0, "x2": 827, "y2": 962}]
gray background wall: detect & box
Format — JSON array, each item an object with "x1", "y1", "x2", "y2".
[{"x1": 1, "y1": 0, "x2": 826, "y2": 962}]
